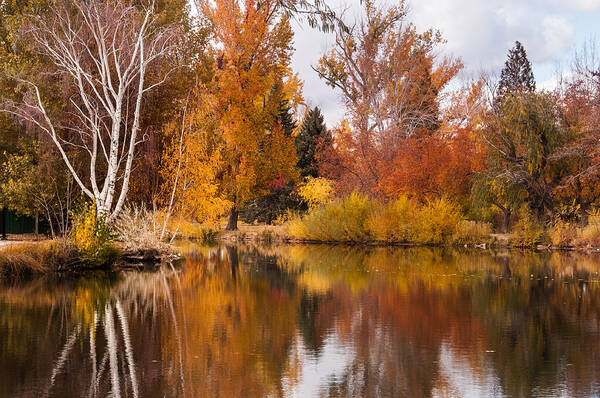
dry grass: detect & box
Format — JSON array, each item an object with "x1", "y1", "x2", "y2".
[
  {"x1": 0, "y1": 240, "x2": 75, "y2": 278},
  {"x1": 112, "y1": 205, "x2": 171, "y2": 253},
  {"x1": 453, "y1": 220, "x2": 493, "y2": 245}
]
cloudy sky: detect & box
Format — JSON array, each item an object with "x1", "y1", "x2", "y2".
[{"x1": 291, "y1": 0, "x2": 600, "y2": 127}]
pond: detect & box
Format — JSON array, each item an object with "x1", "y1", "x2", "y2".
[{"x1": 2, "y1": 244, "x2": 600, "y2": 397}]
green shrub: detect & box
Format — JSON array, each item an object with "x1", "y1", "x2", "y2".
[
  {"x1": 549, "y1": 220, "x2": 577, "y2": 247},
  {"x1": 257, "y1": 229, "x2": 275, "y2": 243},
  {"x1": 366, "y1": 196, "x2": 418, "y2": 242},
  {"x1": 453, "y1": 220, "x2": 493, "y2": 245},
  {"x1": 199, "y1": 227, "x2": 219, "y2": 243},
  {"x1": 415, "y1": 198, "x2": 462, "y2": 244},
  {"x1": 510, "y1": 205, "x2": 547, "y2": 247}
]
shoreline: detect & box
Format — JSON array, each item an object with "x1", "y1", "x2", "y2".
[
  {"x1": 215, "y1": 226, "x2": 600, "y2": 252},
  {"x1": 4, "y1": 233, "x2": 600, "y2": 280}
]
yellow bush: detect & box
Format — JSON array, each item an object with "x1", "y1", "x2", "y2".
[
  {"x1": 414, "y1": 198, "x2": 462, "y2": 244},
  {"x1": 453, "y1": 220, "x2": 493, "y2": 245},
  {"x1": 510, "y1": 205, "x2": 547, "y2": 247},
  {"x1": 70, "y1": 201, "x2": 114, "y2": 263},
  {"x1": 576, "y1": 210, "x2": 600, "y2": 247},
  {"x1": 550, "y1": 220, "x2": 577, "y2": 247},
  {"x1": 287, "y1": 192, "x2": 372, "y2": 242},
  {"x1": 366, "y1": 196, "x2": 418, "y2": 242},
  {"x1": 297, "y1": 177, "x2": 335, "y2": 208},
  {"x1": 287, "y1": 195, "x2": 464, "y2": 244}
]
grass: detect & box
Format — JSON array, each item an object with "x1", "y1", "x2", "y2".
[
  {"x1": 286, "y1": 193, "x2": 372, "y2": 242},
  {"x1": 453, "y1": 220, "x2": 493, "y2": 245},
  {"x1": 0, "y1": 240, "x2": 77, "y2": 278}
]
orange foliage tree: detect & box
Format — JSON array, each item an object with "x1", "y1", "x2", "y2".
[
  {"x1": 314, "y1": 0, "x2": 472, "y2": 198},
  {"x1": 184, "y1": 0, "x2": 303, "y2": 230}
]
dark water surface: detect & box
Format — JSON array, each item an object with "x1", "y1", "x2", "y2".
[{"x1": 2, "y1": 244, "x2": 600, "y2": 397}]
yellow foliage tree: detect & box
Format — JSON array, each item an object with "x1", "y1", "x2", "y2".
[
  {"x1": 161, "y1": 91, "x2": 231, "y2": 228},
  {"x1": 198, "y1": 0, "x2": 302, "y2": 230},
  {"x1": 297, "y1": 177, "x2": 334, "y2": 208}
]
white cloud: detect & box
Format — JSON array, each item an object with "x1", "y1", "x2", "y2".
[
  {"x1": 540, "y1": 16, "x2": 575, "y2": 61},
  {"x1": 543, "y1": 0, "x2": 600, "y2": 12},
  {"x1": 291, "y1": 0, "x2": 595, "y2": 127},
  {"x1": 411, "y1": 0, "x2": 574, "y2": 67}
]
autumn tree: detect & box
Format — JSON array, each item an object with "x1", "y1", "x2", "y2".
[
  {"x1": 160, "y1": 90, "x2": 231, "y2": 232},
  {"x1": 550, "y1": 42, "x2": 600, "y2": 218},
  {"x1": 2, "y1": 0, "x2": 180, "y2": 220},
  {"x1": 475, "y1": 43, "x2": 575, "y2": 227},
  {"x1": 192, "y1": 0, "x2": 302, "y2": 230},
  {"x1": 315, "y1": 0, "x2": 462, "y2": 194},
  {"x1": 480, "y1": 91, "x2": 572, "y2": 221}
]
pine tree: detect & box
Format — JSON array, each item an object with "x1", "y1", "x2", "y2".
[
  {"x1": 498, "y1": 41, "x2": 536, "y2": 97},
  {"x1": 268, "y1": 82, "x2": 297, "y2": 137},
  {"x1": 277, "y1": 98, "x2": 296, "y2": 137},
  {"x1": 295, "y1": 106, "x2": 328, "y2": 178}
]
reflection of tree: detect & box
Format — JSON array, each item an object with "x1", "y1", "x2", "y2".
[
  {"x1": 273, "y1": 245, "x2": 600, "y2": 397},
  {"x1": 3, "y1": 246, "x2": 600, "y2": 396}
]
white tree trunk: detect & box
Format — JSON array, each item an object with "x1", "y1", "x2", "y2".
[{"x1": 2, "y1": 0, "x2": 178, "y2": 220}]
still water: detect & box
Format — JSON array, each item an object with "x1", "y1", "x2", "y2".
[{"x1": 2, "y1": 244, "x2": 600, "y2": 397}]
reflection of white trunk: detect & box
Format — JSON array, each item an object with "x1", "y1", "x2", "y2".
[
  {"x1": 161, "y1": 268, "x2": 186, "y2": 395},
  {"x1": 45, "y1": 325, "x2": 80, "y2": 397},
  {"x1": 95, "y1": 350, "x2": 110, "y2": 392},
  {"x1": 116, "y1": 300, "x2": 139, "y2": 398},
  {"x1": 105, "y1": 303, "x2": 122, "y2": 398},
  {"x1": 89, "y1": 311, "x2": 98, "y2": 398}
]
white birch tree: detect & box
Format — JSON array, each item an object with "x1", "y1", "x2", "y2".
[{"x1": 2, "y1": 0, "x2": 180, "y2": 220}]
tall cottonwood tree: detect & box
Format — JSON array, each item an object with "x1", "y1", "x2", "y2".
[
  {"x1": 2, "y1": 0, "x2": 180, "y2": 220},
  {"x1": 315, "y1": 0, "x2": 462, "y2": 194},
  {"x1": 196, "y1": 0, "x2": 301, "y2": 230}
]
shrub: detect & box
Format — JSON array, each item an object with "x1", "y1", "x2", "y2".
[
  {"x1": 549, "y1": 220, "x2": 577, "y2": 247},
  {"x1": 366, "y1": 196, "x2": 418, "y2": 242},
  {"x1": 70, "y1": 201, "x2": 116, "y2": 264},
  {"x1": 257, "y1": 229, "x2": 275, "y2": 243},
  {"x1": 415, "y1": 198, "x2": 462, "y2": 244},
  {"x1": 576, "y1": 210, "x2": 600, "y2": 247},
  {"x1": 198, "y1": 227, "x2": 219, "y2": 243},
  {"x1": 453, "y1": 220, "x2": 493, "y2": 245},
  {"x1": 112, "y1": 204, "x2": 170, "y2": 253},
  {"x1": 510, "y1": 205, "x2": 547, "y2": 247},
  {"x1": 287, "y1": 192, "x2": 372, "y2": 242}
]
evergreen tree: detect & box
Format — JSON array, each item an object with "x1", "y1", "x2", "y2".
[
  {"x1": 295, "y1": 106, "x2": 328, "y2": 178},
  {"x1": 498, "y1": 41, "x2": 536, "y2": 98},
  {"x1": 277, "y1": 98, "x2": 297, "y2": 137}
]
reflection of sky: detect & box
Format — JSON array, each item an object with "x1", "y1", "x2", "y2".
[
  {"x1": 283, "y1": 326, "x2": 508, "y2": 397},
  {"x1": 282, "y1": 332, "x2": 356, "y2": 397},
  {"x1": 433, "y1": 342, "x2": 504, "y2": 398}
]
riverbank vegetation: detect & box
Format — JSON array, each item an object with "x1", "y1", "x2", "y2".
[{"x1": 1, "y1": 0, "x2": 600, "y2": 271}]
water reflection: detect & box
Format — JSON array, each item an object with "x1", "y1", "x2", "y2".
[{"x1": 2, "y1": 245, "x2": 600, "y2": 397}]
